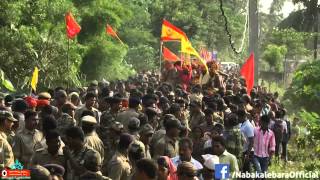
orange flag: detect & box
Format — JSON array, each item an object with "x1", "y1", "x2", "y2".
[
  {"x1": 161, "y1": 19, "x2": 188, "y2": 41},
  {"x1": 240, "y1": 53, "x2": 255, "y2": 94},
  {"x1": 65, "y1": 12, "x2": 81, "y2": 39},
  {"x1": 163, "y1": 46, "x2": 180, "y2": 62},
  {"x1": 106, "y1": 24, "x2": 124, "y2": 45}
]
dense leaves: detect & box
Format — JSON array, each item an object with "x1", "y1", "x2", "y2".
[
  {"x1": 284, "y1": 60, "x2": 320, "y2": 114},
  {"x1": 262, "y1": 44, "x2": 287, "y2": 72}
]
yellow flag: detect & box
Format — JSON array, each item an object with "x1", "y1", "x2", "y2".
[
  {"x1": 31, "y1": 67, "x2": 39, "y2": 91},
  {"x1": 181, "y1": 38, "x2": 208, "y2": 72}
]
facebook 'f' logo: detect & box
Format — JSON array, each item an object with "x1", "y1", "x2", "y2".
[{"x1": 215, "y1": 164, "x2": 230, "y2": 179}]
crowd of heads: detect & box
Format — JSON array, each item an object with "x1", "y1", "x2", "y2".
[{"x1": 0, "y1": 67, "x2": 292, "y2": 180}]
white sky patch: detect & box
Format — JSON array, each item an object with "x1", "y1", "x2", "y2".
[{"x1": 260, "y1": 0, "x2": 297, "y2": 18}]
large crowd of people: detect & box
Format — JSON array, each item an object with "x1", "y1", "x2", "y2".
[{"x1": 0, "y1": 61, "x2": 292, "y2": 180}]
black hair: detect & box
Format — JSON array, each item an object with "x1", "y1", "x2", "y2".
[
  {"x1": 227, "y1": 113, "x2": 238, "y2": 127},
  {"x1": 275, "y1": 110, "x2": 282, "y2": 119},
  {"x1": 129, "y1": 143, "x2": 144, "y2": 162},
  {"x1": 260, "y1": 114, "x2": 270, "y2": 124},
  {"x1": 85, "y1": 92, "x2": 97, "y2": 101},
  {"x1": 25, "y1": 110, "x2": 37, "y2": 120},
  {"x1": 214, "y1": 123, "x2": 224, "y2": 134},
  {"x1": 212, "y1": 136, "x2": 226, "y2": 147},
  {"x1": 54, "y1": 87, "x2": 64, "y2": 92},
  {"x1": 137, "y1": 113, "x2": 147, "y2": 126},
  {"x1": 169, "y1": 103, "x2": 181, "y2": 114},
  {"x1": 136, "y1": 159, "x2": 158, "y2": 179},
  {"x1": 157, "y1": 157, "x2": 168, "y2": 168},
  {"x1": 45, "y1": 130, "x2": 60, "y2": 141},
  {"x1": 12, "y1": 99, "x2": 28, "y2": 112},
  {"x1": 204, "y1": 108, "x2": 214, "y2": 116},
  {"x1": 179, "y1": 138, "x2": 193, "y2": 150},
  {"x1": 65, "y1": 126, "x2": 84, "y2": 141},
  {"x1": 237, "y1": 109, "x2": 247, "y2": 118},
  {"x1": 81, "y1": 122, "x2": 95, "y2": 134},
  {"x1": 41, "y1": 105, "x2": 54, "y2": 115},
  {"x1": 42, "y1": 115, "x2": 57, "y2": 132},
  {"x1": 207, "y1": 102, "x2": 217, "y2": 111},
  {"x1": 129, "y1": 98, "x2": 141, "y2": 109}
]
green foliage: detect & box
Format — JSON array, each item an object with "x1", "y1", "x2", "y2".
[
  {"x1": 262, "y1": 28, "x2": 311, "y2": 60},
  {"x1": 0, "y1": 0, "x2": 83, "y2": 90},
  {"x1": 262, "y1": 44, "x2": 287, "y2": 72},
  {"x1": 284, "y1": 60, "x2": 320, "y2": 114},
  {"x1": 0, "y1": 69, "x2": 16, "y2": 92}
]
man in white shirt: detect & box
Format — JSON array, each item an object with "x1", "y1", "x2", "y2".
[
  {"x1": 238, "y1": 109, "x2": 254, "y2": 172},
  {"x1": 171, "y1": 138, "x2": 203, "y2": 173}
]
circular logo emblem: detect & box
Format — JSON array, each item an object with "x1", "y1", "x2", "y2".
[{"x1": 2, "y1": 170, "x2": 7, "y2": 177}]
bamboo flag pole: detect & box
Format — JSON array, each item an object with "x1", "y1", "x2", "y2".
[
  {"x1": 159, "y1": 41, "x2": 163, "y2": 75},
  {"x1": 67, "y1": 38, "x2": 70, "y2": 90}
]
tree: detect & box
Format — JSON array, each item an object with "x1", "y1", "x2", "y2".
[
  {"x1": 284, "y1": 60, "x2": 320, "y2": 114},
  {"x1": 0, "y1": 0, "x2": 83, "y2": 90},
  {"x1": 262, "y1": 28, "x2": 311, "y2": 60},
  {"x1": 262, "y1": 44, "x2": 287, "y2": 72}
]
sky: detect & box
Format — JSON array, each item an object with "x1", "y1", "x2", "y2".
[{"x1": 260, "y1": 0, "x2": 297, "y2": 18}]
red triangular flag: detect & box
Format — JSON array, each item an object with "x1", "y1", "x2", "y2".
[
  {"x1": 240, "y1": 53, "x2": 255, "y2": 94},
  {"x1": 163, "y1": 46, "x2": 180, "y2": 62},
  {"x1": 65, "y1": 12, "x2": 81, "y2": 39},
  {"x1": 106, "y1": 24, "x2": 117, "y2": 37}
]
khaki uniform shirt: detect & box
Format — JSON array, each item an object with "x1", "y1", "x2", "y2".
[
  {"x1": 116, "y1": 109, "x2": 140, "y2": 131},
  {"x1": 0, "y1": 132, "x2": 14, "y2": 168},
  {"x1": 84, "y1": 132, "x2": 105, "y2": 162},
  {"x1": 100, "y1": 110, "x2": 119, "y2": 128},
  {"x1": 12, "y1": 128, "x2": 43, "y2": 168},
  {"x1": 31, "y1": 148, "x2": 66, "y2": 167},
  {"x1": 107, "y1": 151, "x2": 131, "y2": 180},
  {"x1": 57, "y1": 113, "x2": 76, "y2": 138},
  {"x1": 67, "y1": 146, "x2": 100, "y2": 180},
  {"x1": 190, "y1": 111, "x2": 205, "y2": 129},
  {"x1": 152, "y1": 135, "x2": 179, "y2": 159}
]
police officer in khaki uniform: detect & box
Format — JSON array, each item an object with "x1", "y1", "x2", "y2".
[
  {"x1": 152, "y1": 118, "x2": 182, "y2": 159},
  {"x1": 63, "y1": 126, "x2": 101, "y2": 180},
  {"x1": 80, "y1": 149, "x2": 111, "y2": 180},
  {"x1": 116, "y1": 97, "x2": 141, "y2": 131},
  {"x1": 31, "y1": 130, "x2": 66, "y2": 168},
  {"x1": 102, "y1": 121, "x2": 124, "y2": 172},
  {"x1": 13, "y1": 110, "x2": 43, "y2": 168},
  {"x1": 81, "y1": 115, "x2": 104, "y2": 162},
  {"x1": 139, "y1": 124, "x2": 154, "y2": 159},
  {"x1": 0, "y1": 110, "x2": 16, "y2": 168},
  {"x1": 106, "y1": 133, "x2": 133, "y2": 180},
  {"x1": 100, "y1": 97, "x2": 122, "y2": 128},
  {"x1": 127, "y1": 117, "x2": 145, "y2": 157},
  {"x1": 56, "y1": 103, "x2": 77, "y2": 140},
  {"x1": 75, "y1": 92, "x2": 100, "y2": 125}
]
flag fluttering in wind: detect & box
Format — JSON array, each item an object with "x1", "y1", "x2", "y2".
[
  {"x1": 65, "y1": 12, "x2": 81, "y2": 39},
  {"x1": 31, "y1": 67, "x2": 39, "y2": 92},
  {"x1": 240, "y1": 53, "x2": 255, "y2": 94},
  {"x1": 181, "y1": 38, "x2": 208, "y2": 72},
  {"x1": 161, "y1": 19, "x2": 187, "y2": 41},
  {"x1": 162, "y1": 46, "x2": 180, "y2": 62},
  {"x1": 106, "y1": 24, "x2": 124, "y2": 45}
]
